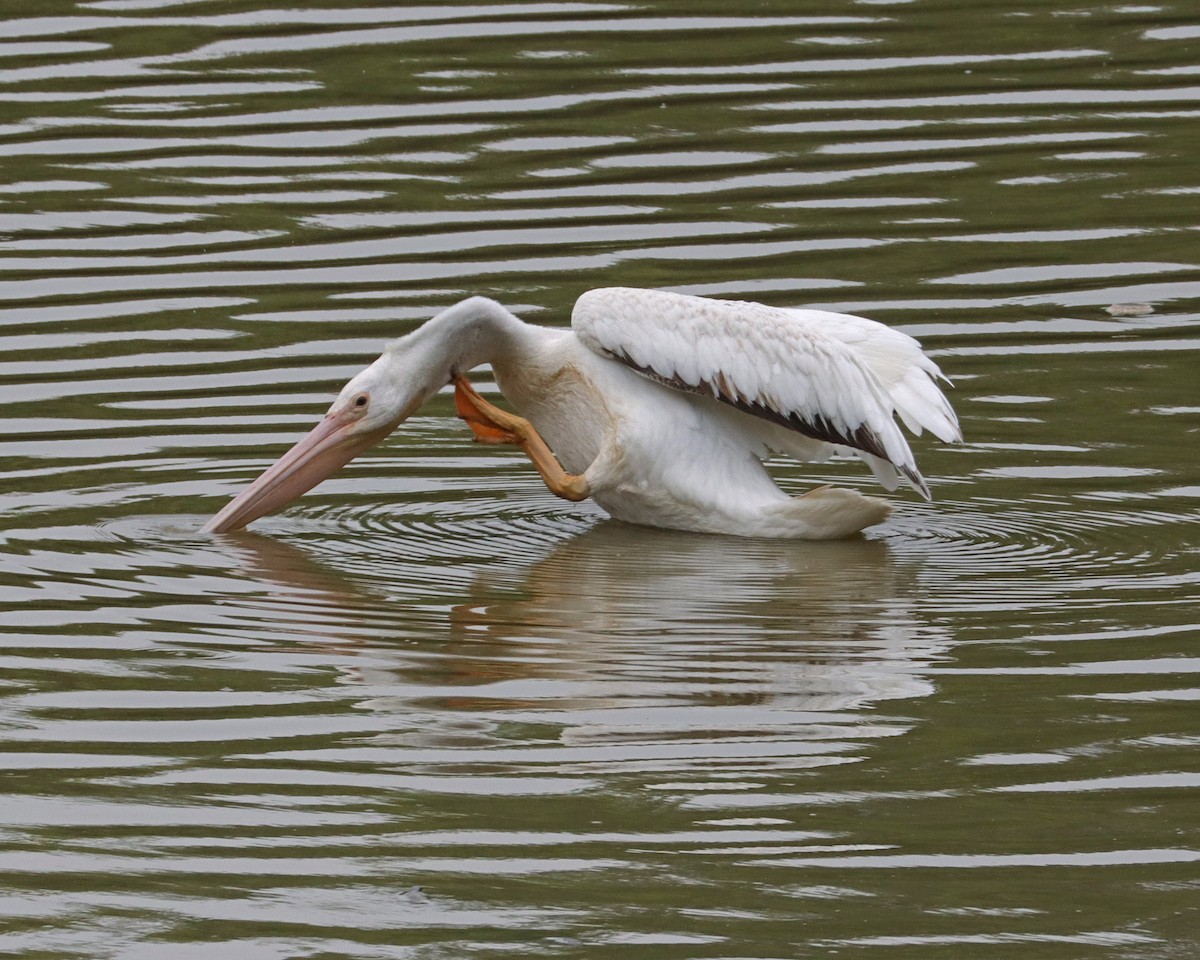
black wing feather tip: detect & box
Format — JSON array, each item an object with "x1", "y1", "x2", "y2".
[{"x1": 611, "y1": 349, "x2": 910, "y2": 471}]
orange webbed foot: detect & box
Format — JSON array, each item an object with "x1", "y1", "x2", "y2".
[{"x1": 454, "y1": 377, "x2": 521, "y2": 445}]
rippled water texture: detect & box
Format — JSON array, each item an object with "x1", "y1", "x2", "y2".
[{"x1": 2, "y1": 1, "x2": 1198, "y2": 957}]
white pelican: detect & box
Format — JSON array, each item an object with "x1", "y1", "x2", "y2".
[{"x1": 204, "y1": 287, "x2": 960, "y2": 539}]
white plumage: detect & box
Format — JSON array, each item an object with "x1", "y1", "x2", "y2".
[
  {"x1": 573, "y1": 287, "x2": 959, "y2": 500},
  {"x1": 203, "y1": 287, "x2": 961, "y2": 539}
]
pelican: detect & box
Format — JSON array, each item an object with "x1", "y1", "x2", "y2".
[{"x1": 204, "y1": 287, "x2": 960, "y2": 539}]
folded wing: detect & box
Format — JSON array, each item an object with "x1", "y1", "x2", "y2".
[{"x1": 572, "y1": 286, "x2": 961, "y2": 499}]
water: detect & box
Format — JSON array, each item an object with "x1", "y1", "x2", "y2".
[{"x1": 2, "y1": 1, "x2": 1198, "y2": 956}]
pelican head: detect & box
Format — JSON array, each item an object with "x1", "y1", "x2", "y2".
[
  {"x1": 202, "y1": 354, "x2": 417, "y2": 533},
  {"x1": 202, "y1": 297, "x2": 522, "y2": 534}
]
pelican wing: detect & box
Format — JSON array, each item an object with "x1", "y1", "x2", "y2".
[{"x1": 572, "y1": 287, "x2": 960, "y2": 498}]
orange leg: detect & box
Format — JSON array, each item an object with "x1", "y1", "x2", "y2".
[{"x1": 453, "y1": 377, "x2": 590, "y2": 502}]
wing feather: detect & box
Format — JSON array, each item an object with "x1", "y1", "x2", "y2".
[{"x1": 572, "y1": 287, "x2": 961, "y2": 499}]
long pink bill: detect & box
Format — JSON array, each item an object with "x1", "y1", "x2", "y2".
[{"x1": 203, "y1": 412, "x2": 390, "y2": 534}]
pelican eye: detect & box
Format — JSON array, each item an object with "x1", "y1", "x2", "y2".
[{"x1": 354, "y1": 394, "x2": 368, "y2": 408}]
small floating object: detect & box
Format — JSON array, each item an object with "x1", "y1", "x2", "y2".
[
  {"x1": 204, "y1": 287, "x2": 961, "y2": 539},
  {"x1": 1105, "y1": 302, "x2": 1155, "y2": 317}
]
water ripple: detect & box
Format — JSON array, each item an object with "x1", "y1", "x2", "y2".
[{"x1": 1, "y1": 2, "x2": 1198, "y2": 957}]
